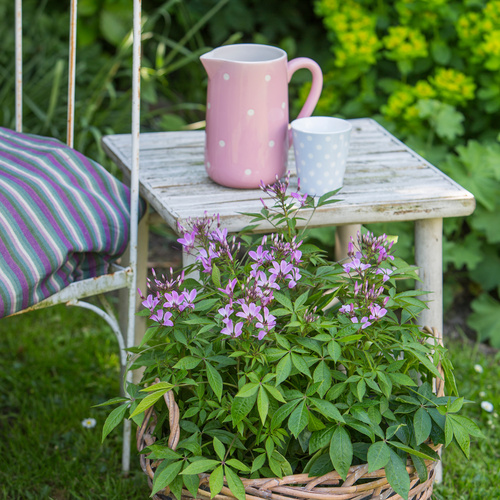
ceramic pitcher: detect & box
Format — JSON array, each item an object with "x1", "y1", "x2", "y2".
[{"x1": 200, "y1": 44, "x2": 323, "y2": 189}]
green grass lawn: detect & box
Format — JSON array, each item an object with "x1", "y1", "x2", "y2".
[{"x1": 1, "y1": 304, "x2": 498, "y2": 499}]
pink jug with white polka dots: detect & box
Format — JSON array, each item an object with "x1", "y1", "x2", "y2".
[{"x1": 200, "y1": 44, "x2": 323, "y2": 188}]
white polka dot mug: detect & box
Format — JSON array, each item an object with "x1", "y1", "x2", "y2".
[
  {"x1": 200, "y1": 44, "x2": 323, "y2": 189},
  {"x1": 291, "y1": 116, "x2": 352, "y2": 197}
]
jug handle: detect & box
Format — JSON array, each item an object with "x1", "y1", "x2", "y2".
[{"x1": 287, "y1": 58, "x2": 323, "y2": 145}]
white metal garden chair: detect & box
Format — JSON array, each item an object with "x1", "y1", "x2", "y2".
[{"x1": 1, "y1": 0, "x2": 143, "y2": 473}]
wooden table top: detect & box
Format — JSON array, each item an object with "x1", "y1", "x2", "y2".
[{"x1": 102, "y1": 118, "x2": 475, "y2": 234}]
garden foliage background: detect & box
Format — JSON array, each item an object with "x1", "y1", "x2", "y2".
[{"x1": 2, "y1": 0, "x2": 500, "y2": 348}]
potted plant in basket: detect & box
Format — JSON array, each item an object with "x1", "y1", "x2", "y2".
[{"x1": 102, "y1": 174, "x2": 482, "y2": 500}]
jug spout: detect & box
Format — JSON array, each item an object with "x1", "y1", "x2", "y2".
[{"x1": 200, "y1": 49, "x2": 223, "y2": 78}]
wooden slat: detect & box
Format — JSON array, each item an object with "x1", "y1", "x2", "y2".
[{"x1": 102, "y1": 118, "x2": 475, "y2": 234}]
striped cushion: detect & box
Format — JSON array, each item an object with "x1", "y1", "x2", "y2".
[{"x1": 0, "y1": 127, "x2": 138, "y2": 317}]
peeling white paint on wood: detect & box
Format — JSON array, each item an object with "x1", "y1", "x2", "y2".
[{"x1": 103, "y1": 118, "x2": 475, "y2": 235}]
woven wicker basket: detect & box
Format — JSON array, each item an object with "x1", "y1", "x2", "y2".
[{"x1": 137, "y1": 327, "x2": 444, "y2": 500}]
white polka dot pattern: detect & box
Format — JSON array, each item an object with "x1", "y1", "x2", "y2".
[{"x1": 292, "y1": 120, "x2": 351, "y2": 197}]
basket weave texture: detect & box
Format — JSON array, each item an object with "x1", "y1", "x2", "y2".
[{"x1": 137, "y1": 327, "x2": 444, "y2": 500}]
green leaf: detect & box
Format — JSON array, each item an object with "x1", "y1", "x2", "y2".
[
  {"x1": 183, "y1": 473, "x2": 200, "y2": 498},
  {"x1": 329, "y1": 426, "x2": 353, "y2": 481},
  {"x1": 273, "y1": 291, "x2": 294, "y2": 311},
  {"x1": 142, "y1": 445, "x2": 182, "y2": 461},
  {"x1": 129, "y1": 389, "x2": 169, "y2": 419},
  {"x1": 414, "y1": 407, "x2": 432, "y2": 446},
  {"x1": 173, "y1": 356, "x2": 202, "y2": 370},
  {"x1": 291, "y1": 352, "x2": 311, "y2": 378},
  {"x1": 367, "y1": 441, "x2": 390, "y2": 473},
  {"x1": 205, "y1": 361, "x2": 223, "y2": 401},
  {"x1": 313, "y1": 361, "x2": 332, "y2": 398},
  {"x1": 140, "y1": 382, "x2": 175, "y2": 393},
  {"x1": 274, "y1": 353, "x2": 292, "y2": 386},
  {"x1": 209, "y1": 465, "x2": 224, "y2": 498},
  {"x1": 377, "y1": 371, "x2": 393, "y2": 399},
  {"x1": 441, "y1": 356, "x2": 458, "y2": 396},
  {"x1": 387, "y1": 441, "x2": 436, "y2": 461},
  {"x1": 356, "y1": 379, "x2": 366, "y2": 401},
  {"x1": 408, "y1": 350, "x2": 442, "y2": 380},
  {"x1": 309, "y1": 397, "x2": 345, "y2": 423},
  {"x1": 251, "y1": 454, "x2": 266, "y2": 474},
  {"x1": 213, "y1": 437, "x2": 225, "y2": 461},
  {"x1": 448, "y1": 415, "x2": 471, "y2": 459},
  {"x1": 225, "y1": 465, "x2": 246, "y2": 500},
  {"x1": 235, "y1": 382, "x2": 259, "y2": 398},
  {"x1": 264, "y1": 384, "x2": 286, "y2": 403},
  {"x1": 181, "y1": 459, "x2": 221, "y2": 475},
  {"x1": 288, "y1": 400, "x2": 309, "y2": 438},
  {"x1": 151, "y1": 461, "x2": 183, "y2": 497},
  {"x1": 387, "y1": 372, "x2": 417, "y2": 387},
  {"x1": 226, "y1": 459, "x2": 251, "y2": 472},
  {"x1": 385, "y1": 449, "x2": 410, "y2": 500},
  {"x1": 328, "y1": 340, "x2": 341, "y2": 363},
  {"x1": 231, "y1": 394, "x2": 257, "y2": 426},
  {"x1": 270, "y1": 400, "x2": 300, "y2": 430},
  {"x1": 211, "y1": 263, "x2": 222, "y2": 288},
  {"x1": 309, "y1": 426, "x2": 336, "y2": 454},
  {"x1": 94, "y1": 397, "x2": 129, "y2": 407},
  {"x1": 257, "y1": 386, "x2": 270, "y2": 424},
  {"x1": 448, "y1": 397, "x2": 464, "y2": 414},
  {"x1": 467, "y1": 293, "x2": 500, "y2": 348},
  {"x1": 411, "y1": 454, "x2": 428, "y2": 484},
  {"x1": 450, "y1": 415, "x2": 484, "y2": 439},
  {"x1": 101, "y1": 403, "x2": 128, "y2": 442}
]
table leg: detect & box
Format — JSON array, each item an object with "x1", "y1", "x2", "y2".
[
  {"x1": 414, "y1": 218, "x2": 443, "y2": 338},
  {"x1": 335, "y1": 224, "x2": 361, "y2": 261},
  {"x1": 414, "y1": 217, "x2": 443, "y2": 483}
]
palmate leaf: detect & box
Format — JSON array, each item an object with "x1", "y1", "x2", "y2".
[
  {"x1": 257, "y1": 386, "x2": 270, "y2": 424},
  {"x1": 309, "y1": 425, "x2": 335, "y2": 454},
  {"x1": 270, "y1": 399, "x2": 300, "y2": 430},
  {"x1": 209, "y1": 465, "x2": 224, "y2": 498},
  {"x1": 205, "y1": 361, "x2": 223, "y2": 401},
  {"x1": 291, "y1": 352, "x2": 311, "y2": 378},
  {"x1": 413, "y1": 407, "x2": 432, "y2": 446},
  {"x1": 225, "y1": 465, "x2": 246, "y2": 500},
  {"x1": 151, "y1": 460, "x2": 183, "y2": 497},
  {"x1": 329, "y1": 426, "x2": 353, "y2": 481},
  {"x1": 129, "y1": 388, "x2": 170, "y2": 419},
  {"x1": 385, "y1": 449, "x2": 410, "y2": 500},
  {"x1": 181, "y1": 459, "x2": 221, "y2": 475},
  {"x1": 275, "y1": 353, "x2": 292, "y2": 386},
  {"x1": 101, "y1": 403, "x2": 128, "y2": 442},
  {"x1": 367, "y1": 441, "x2": 390, "y2": 473},
  {"x1": 288, "y1": 400, "x2": 309, "y2": 438},
  {"x1": 213, "y1": 437, "x2": 225, "y2": 461},
  {"x1": 231, "y1": 393, "x2": 257, "y2": 426}
]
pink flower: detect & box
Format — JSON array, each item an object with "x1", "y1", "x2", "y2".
[
  {"x1": 221, "y1": 319, "x2": 244, "y2": 338},
  {"x1": 150, "y1": 309, "x2": 173, "y2": 327},
  {"x1": 255, "y1": 307, "x2": 276, "y2": 339},
  {"x1": 141, "y1": 294, "x2": 159, "y2": 311},
  {"x1": 369, "y1": 304, "x2": 387, "y2": 321},
  {"x1": 236, "y1": 302, "x2": 262, "y2": 320},
  {"x1": 177, "y1": 230, "x2": 197, "y2": 251}
]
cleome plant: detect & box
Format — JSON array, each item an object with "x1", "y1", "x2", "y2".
[{"x1": 101, "y1": 174, "x2": 482, "y2": 500}]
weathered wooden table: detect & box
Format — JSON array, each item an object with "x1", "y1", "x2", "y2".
[{"x1": 103, "y1": 118, "x2": 475, "y2": 341}]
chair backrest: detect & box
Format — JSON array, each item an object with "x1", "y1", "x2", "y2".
[{"x1": 13, "y1": 0, "x2": 142, "y2": 352}]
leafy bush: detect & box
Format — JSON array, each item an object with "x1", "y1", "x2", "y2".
[{"x1": 313, "y1": 0, "x2": 500, "y2": 346}]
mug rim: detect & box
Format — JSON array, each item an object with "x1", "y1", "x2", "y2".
[{"x1": 291, "y1": 116, "x2": 352, "y2": 135}]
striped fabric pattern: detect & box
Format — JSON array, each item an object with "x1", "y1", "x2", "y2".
[{"x1": 0, "y1": 127, "x2": 134, "y2": 317}]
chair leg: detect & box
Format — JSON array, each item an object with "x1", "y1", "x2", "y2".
[{"x1": 118, "y1": 210, "x2": 150, "y2": 473}]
